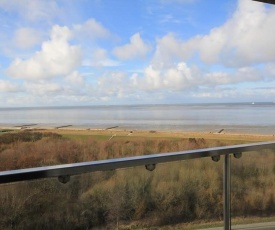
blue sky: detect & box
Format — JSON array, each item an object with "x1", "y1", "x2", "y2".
[{"x1": 1, "y1": 0, "x2": 275, "y2": 107}]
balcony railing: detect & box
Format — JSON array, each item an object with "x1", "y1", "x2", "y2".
[{"x1": 1, "y1": 141, "x2": 275, "y2": 230}]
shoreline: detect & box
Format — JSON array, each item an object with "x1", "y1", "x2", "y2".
[
  {"x1": 1, "y1": 124, "x2": 275, "y2": 142},
  {"x1": 1, "y1": 118, "x2": 275, "y2": 137}
]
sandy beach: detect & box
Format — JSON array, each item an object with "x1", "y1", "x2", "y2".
[{"x1": 2, "y1": 124, "x2": 275, "y2": 143}]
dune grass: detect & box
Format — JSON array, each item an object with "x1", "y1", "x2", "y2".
[{"x1": 0, "y1": 129, "x2": 275, "y2": 229}]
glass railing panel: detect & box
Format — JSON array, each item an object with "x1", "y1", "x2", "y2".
[
  {"x1": 231, "y1": 149, "x2": 275, "y2": 229},
  {"x1": 0, "y1": 157, "x2": 224, "y2": 229},
  {"x1": 0, "y1": 171, "x2": 114, "y2": 229}
]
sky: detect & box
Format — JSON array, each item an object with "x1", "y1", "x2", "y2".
[{"x1": 1, "y1": 0, "x2": 275, "y2": 107}]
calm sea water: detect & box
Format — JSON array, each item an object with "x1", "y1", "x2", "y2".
[{"x1": 1, "y1": 103, "x2": 275, "y2": 134}]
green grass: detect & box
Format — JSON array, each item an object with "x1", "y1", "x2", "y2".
[
  {"x1": 61, "y1": 133, "x2": 183, "y2": 142},
  {"x1": 0, "y1": 129, "x2": 14, "y2": 134}
]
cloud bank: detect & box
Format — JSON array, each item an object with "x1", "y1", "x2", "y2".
[{"x1": 1, "y1": 0, "x2": 275, "y2": 106}]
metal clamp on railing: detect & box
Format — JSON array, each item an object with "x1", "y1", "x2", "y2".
[{"x1": 145, "y1": 164, "x2": 156, "y2": 171}]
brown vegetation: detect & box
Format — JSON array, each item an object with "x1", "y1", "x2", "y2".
[{"x1": 0, "y1": 131, "x2": 275, "y2": 229}]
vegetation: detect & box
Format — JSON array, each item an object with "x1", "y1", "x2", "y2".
[{"x1": 0, "y1": 130, "x2": 275, "y2": 229}]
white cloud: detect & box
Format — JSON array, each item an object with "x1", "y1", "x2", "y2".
[
  {"x1": 93, "y1": 48, "x2": 107, "y2": 60},
  {"x1": 152, "y1": 33, "x2": 198, "y2": 68},
  {"x1": 234, "y1": 67, "x2": 262, "y2": 82},
  {"x1": 13, "y1": 27, "x2": 44, "y2": 50},
  {"x1": 0, "y1": 80, "x2": 19, "y2": 92},
  {"x1": 265, "y1": 63, "x2": 275, "y2": 78},
  {"x1": 198, "y1": 0, "x2": 275, "y2": 67},
  {"x1": 131, "y1": 61, "x2": 268, "y2": 93},
  {"x1": 65, "y1": 71, "x2": 85, "y2": 86},
  {"x1": 82, "y1": 48, "x2": 121, "y2": 67},
  {"x1": 135, "y1": 65, "x2": 162, "y2": 90},
  {"x1": 131, "y1": 62, "x2": 200, "y2": 91},
  {"x1": 96, "y1": 71, "x2": 129, "y2": 98},
  {"x1": 73, "y1": 19, "x2": 110, "y2": 40},
  {"x1": 204, "y1": 72, "x2": 231, "y2": 85},
  {"x1": 83, "y1": 58, "x2": 120, "y2": 67},
  {"x1": 152, "y1": 0, "x2": 275, "y2": 68},
  {"x1": 24, "y1": 81, "x2": 62, "y2": 96},
  {"x1": 199, "y1": 0, "x2": 275, "y2": 67},
  {"x1": 204, "y1": 67, "x2": 262, "y2": 86},
  {"x1": 6, "y1": 25, "x2": 82, "y2": 80},
  {"x1": 50, "y1": 25, "x2": 73, "y2": 41},
  {"x1": 0, "y1": 0, "x2": 60, "y2": 22},
  {"x1": 113, "y1": 33, "x2": 151, "y2": 60}
]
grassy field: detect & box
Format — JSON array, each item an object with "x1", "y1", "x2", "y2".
[
  {"x1": 0, "y1": 129, "x2": 275, "y2": 229},
  {"x1": 46, "y1": 127, "x2": 275, "y2": 141}
]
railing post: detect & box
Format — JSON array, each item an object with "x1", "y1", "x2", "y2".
[{"x1": 224, "y1": 154, "x2": 231, "y2": 230}]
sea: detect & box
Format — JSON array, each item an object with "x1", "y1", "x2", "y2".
[{"x1": 1, "y1": 102, "x2": 275, "y2": 135}]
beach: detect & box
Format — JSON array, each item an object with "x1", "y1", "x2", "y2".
[
  {"x1": 1, "y1": 103, "x2": 275, "y2": 135},
  {"x1": 2, "y1": 125, "x2": 275, "y2": 143},
  {"x1": 2, "y1": 102, "x2": 275, "y2": 143}
]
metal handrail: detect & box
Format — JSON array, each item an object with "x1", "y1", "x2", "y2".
[{"x1": 1, "y1": 141, "x2": 275, "y2": 184}]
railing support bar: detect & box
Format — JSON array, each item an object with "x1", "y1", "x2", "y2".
[{"x1": 224, "y1": 154, "x2": 231, "y2": 230}]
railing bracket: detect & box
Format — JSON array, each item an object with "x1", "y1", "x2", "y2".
[
  {"x1": 211, "y1": 155, "x2": 220, "y2": 162},
  {"x1": 145, "y1": 164, "x2": 156, "y2": 171},
  {"x1": 58, "y1": 175, "x2": 70, "y2": 184},
  {"x1": 233, "y1": 152, "x2": 242, "y2": 159}
]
